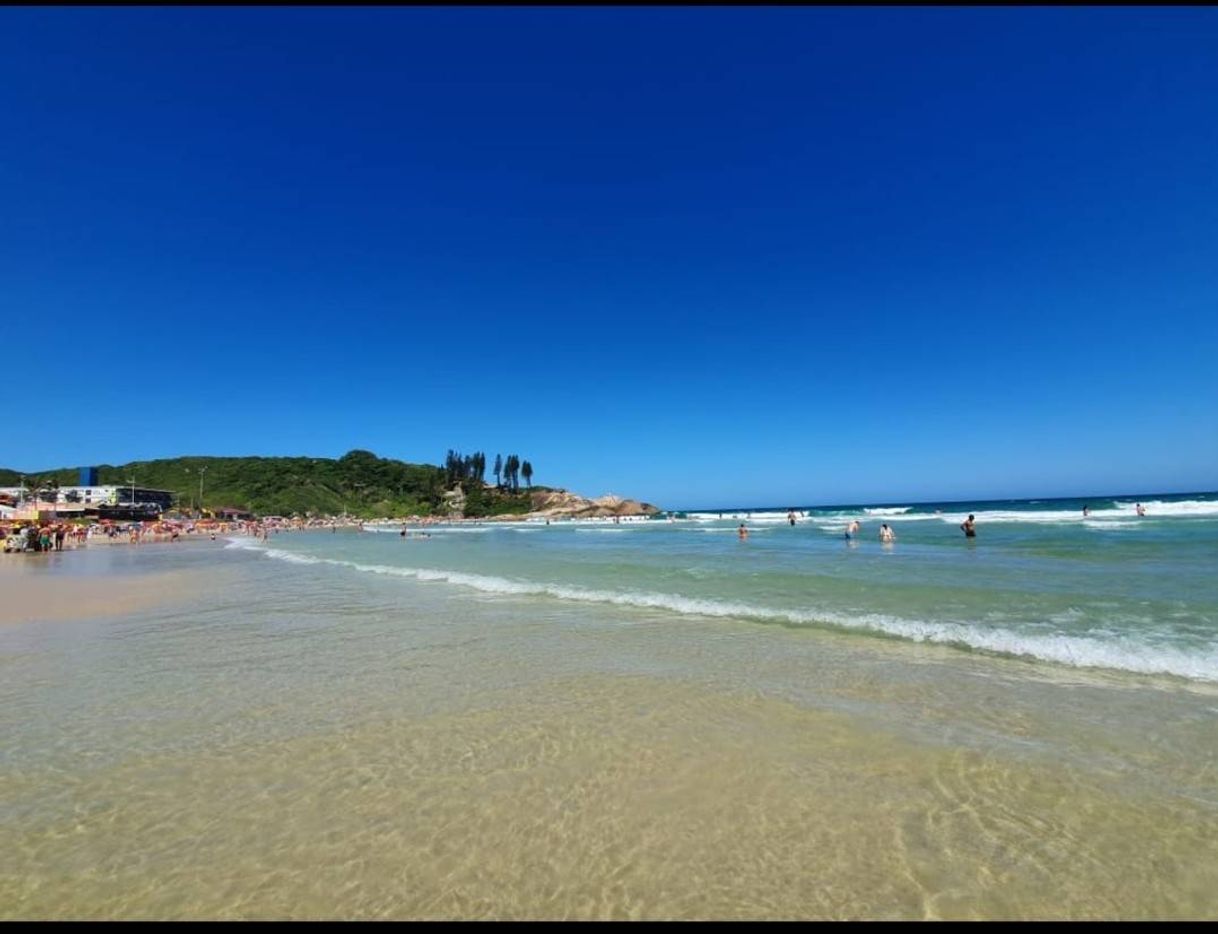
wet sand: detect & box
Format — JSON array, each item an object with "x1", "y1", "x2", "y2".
[
  {"x1": 5, "y1": 673, "x2": 1217, "y2": 919},
  {"x1": 0, "y1": 557, "x2": 199, "y2": 626}
]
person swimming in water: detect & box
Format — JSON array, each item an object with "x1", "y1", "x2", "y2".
[{"x1": 961, "y1": 514, "x2": 976, "y2": 538}]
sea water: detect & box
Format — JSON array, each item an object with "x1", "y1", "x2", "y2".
[{"x1": 2, "y1": 492, "x2": 1216, "y2": 918}]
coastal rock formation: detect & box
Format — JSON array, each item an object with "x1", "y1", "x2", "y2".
[
  {"x1": 526, "y1": 489, "x2": 660, "y2": 519},
  {"x1": 442, "y1": 485, "x2": 466, "y2": 516}
]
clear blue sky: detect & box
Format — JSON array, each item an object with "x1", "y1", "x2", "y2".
[{"x1": 3, "y1": 7, "x2": 1216, "y2": 508}]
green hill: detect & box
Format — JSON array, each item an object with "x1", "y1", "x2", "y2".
[{"x1": 0, "y1": 451, "x2": 540, "y2": 519}]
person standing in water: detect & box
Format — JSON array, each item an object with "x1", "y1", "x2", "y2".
[
  {"x1": 879, "y1": 523, "x2": 895, "y2": 543},
  {"x1": 1082, "y1": 505, "x2": 1090, "y2": 517},
  {"x1": 1136, "y1": 503, "x2": 1146, "y2": 517},
  {"x1": 961, "y1": 514, "x2": 976, "y2": 538},
  {"x1": 844, "y1": 519, "x2": 861, "y2": 540},
  {"x1": 787, "y1": 510, "x2": 797, "y2": 526},
  {"x1": 738, "y1": 523, "x2": 749, "y2": 541}
]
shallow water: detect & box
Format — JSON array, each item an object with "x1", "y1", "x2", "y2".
[{"x1": 1, "y1": 515, "x2": 1216, "y2": 919}]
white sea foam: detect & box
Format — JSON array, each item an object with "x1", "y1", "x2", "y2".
[
  {"x1": 908, "y1": 499, "x2": 1218, "y2": 525},
  {"x1": 1082, "y1": 519, "x2": 1143, "y2": 530},
  {"x1": 930, "y1": 509, "x2": 1137, "y2": 526},
  {"x1": 226, "y1": 539, "x2": 323, "y2": 565},
  {"x1": 237, "y1": 541, "x2": 1218, "y2": 683},
  {"x1": 688, "y1": 498, "x2": 1218, "y2": 527},
  {"x1": 1112, "y1": 499, "x2": 1218, "y2": 517}
]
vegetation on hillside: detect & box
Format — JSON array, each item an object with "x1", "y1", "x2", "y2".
[{"x1": 0, "y1": 450, "x2": 547, "y2": 519}]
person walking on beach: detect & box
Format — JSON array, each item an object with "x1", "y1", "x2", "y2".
[
  {"x1": 961, "y1": 514, "x2": 976, "y2": 538},
  {"x1": 738, "y1": 523, "x2": 749, "y2": 540},
  {"x1": 54, "y1": 526, "x2": 66, "y2": 551}
]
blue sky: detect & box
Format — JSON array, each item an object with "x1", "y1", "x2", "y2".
[{"x1": 3, "y1": 7, "x2": 1216, "y2": 508}]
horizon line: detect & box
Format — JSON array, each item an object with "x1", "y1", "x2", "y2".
[{"x1": 674, "y1": 488, "x2": 1218, "y2": 514}]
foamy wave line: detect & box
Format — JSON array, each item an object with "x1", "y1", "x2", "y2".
[
  {"x1": 225, "y1": 538, "x2": 326, "y2": 564},
  {"x1": 1113, "y1": 499, "x2": 1218, "y2": 517},
  {"x1": 690, "y1": 499, "x2": 1218, "y2": 526},
  {"x1": 929, "y1": 505, "x2": 1217, "y2": 525},
  {"x1": 232, "y1": 539, "x2": 1218, "y2": 683}
]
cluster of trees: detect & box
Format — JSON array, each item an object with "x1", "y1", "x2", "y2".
[
  {"x1": 444, "y1": 450, "x2": 534, "y2": 492},
  {"x1": 495, "y1": 454, "x2": 533, "y2": 492},
  {"x1": 443, "y1": 450, "x2": 487, "y2": 487}
]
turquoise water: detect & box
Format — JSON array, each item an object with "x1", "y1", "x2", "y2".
[{"x1": 243, "y1": 492, "x2": 1218, "y2": 683}]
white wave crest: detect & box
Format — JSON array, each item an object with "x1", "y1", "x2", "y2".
[
  {"x1": 236, "y1": 542, "x2": 1218, "y2": 683},
  {"x1": 1112, "y1": 499, "x2": 1218, "y2": 517},
  {"x1": 933, "y1": 509, "x2": 1137, "y2": 525}
]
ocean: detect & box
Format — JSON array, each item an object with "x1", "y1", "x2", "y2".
[{"x1": 2, "y1": 491, "x2": 1217, "y2": 918}]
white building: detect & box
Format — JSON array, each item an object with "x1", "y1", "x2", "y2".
[
  {"x1": 0, "y1": 485, "x2": 118, "y2": 505},
  {"x1": 0, "y1": 485, "x2": 175, "y2": 508}
]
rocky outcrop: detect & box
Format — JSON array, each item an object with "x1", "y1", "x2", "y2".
[
  {"x1": 526, "y1": 489, "x2": 660, "y2": 519},
  {"x1": 442, "y1": 485, "x2": 466, "y2": 516}
]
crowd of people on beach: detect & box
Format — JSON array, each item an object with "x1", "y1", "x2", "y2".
[
  {"x1": 1, "y1": 519, "x2": 225, "y2": 553},
  {"x1": 1, "y1": 522, "x2": 82, "y2": 553},
  {"x1": 0, "y1": 514, "x2": 364, "y2": 555},
  {"x1": 3, "y1": 500, "x2": 1158, "y2": 556}
]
